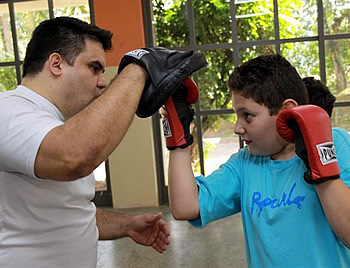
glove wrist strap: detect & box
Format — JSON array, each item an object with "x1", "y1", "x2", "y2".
[{"x1": 304, "y1": 171, "x2": 340, "y2": 184}]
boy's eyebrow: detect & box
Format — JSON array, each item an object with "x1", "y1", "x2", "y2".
[{"x1": 234, "y1": 107, "x2": 245, "y2": 114}]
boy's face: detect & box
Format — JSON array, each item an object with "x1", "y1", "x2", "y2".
[{"x1": 232, "y1": 92, "x2": 289, "y2": 159}]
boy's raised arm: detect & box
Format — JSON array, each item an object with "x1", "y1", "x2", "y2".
[
  {"x1": 168, "y1": 148, "x2": 200, "y2": 220},
  {"x1": 160, "y1": 78, "x2": 201, "y2": 220}
]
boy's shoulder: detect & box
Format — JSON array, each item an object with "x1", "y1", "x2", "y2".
[{"x1": 332, "y1": 127, "x2": 350, "y2": 140}]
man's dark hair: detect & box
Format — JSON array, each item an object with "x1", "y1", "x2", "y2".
[
  {"x1": 303, "y1": 76, "x2": 336, "y2": 117},
  {"x1": 23, "y1": 16, "x2": 113, "y2": 77},
  {"x1": 228, "y1": 54, "x2": 308, "y2": 115}
]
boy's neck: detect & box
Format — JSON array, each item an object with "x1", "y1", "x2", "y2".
[{"x1": 270, "y1": 144, "x2": 296, "y2": 161}]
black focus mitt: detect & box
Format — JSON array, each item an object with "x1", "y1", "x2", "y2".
[{"x1": 118, "y1": 47, "x2": 207, "y2": 118}]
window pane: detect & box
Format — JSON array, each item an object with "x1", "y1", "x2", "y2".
[
  {"x1": 194, "y1": 0, "x2": 231, "y2": 45},
  {"x1": 152, "y1": 0, "x2": 189, "y2": 47},
  {"x1": 202, "y1": 114, "x2": 239, "y2": 176},
  {"x1": 239, "y1": 45, "x2": 276, "y2": 65},
  {"x1": 0, "y1": 66, "x2": 17, "y2": 92},
  {"x1": 14, "y1": 1, "x2": 50, "y2": 61},
  {"x1": 332, "y1": 106, "x2": 350, "y2": 131},
  {"x1": 0, "y1": 4, "x2": 14, "y2": 62},
  {"x1": 281, "y1": 41, "x2": 319, "y2": 78},
  {"x1": 325, "y1": 39, "x2": 350, "y2": 101},
  {"x1": 323, "y1": 0, "x2": 350, "y2": 35},
  {"x1": 278, "y1": 0, "x2": 318, "y2": 39},
  {"x1": 94, "y1": 162, "x2": 107, "y2": 191},
  {"x1": 198, "y1": 49, "x2": 234, "y2": 110},
  {"x1": 53, "y1": 0, "x2": 90, "y2": 23},
  {"x1": 235, "y1": 0, "x2": 274, "y2": 41}
]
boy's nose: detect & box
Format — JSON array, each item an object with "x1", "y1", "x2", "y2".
[{"x1": 234, "y1": 122, "x2": 245, "y2": 135}]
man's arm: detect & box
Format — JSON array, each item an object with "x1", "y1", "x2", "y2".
[
  {"x1": 168, "y1": 147, "x2": 200, "y2": 220},
  {"x1": 35, "y1": 64, "x2": 147, "y2": 181},
  {"x1": 96, "y1": 208, "x2": 170, "y2": 253}
]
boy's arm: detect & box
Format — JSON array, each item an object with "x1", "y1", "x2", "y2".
[
  {"x1": 277, "y1": 105, "x2": 350, "y2": 247},
  {"x1": 161, "y1": 78, "x2": 200, "y2": 220},
  {"x1": 315, "y1": 180, "x2": 350, "y2": 248},
  {"x1": 168, "y1": 147, "x2": 199, "y2": 220}
]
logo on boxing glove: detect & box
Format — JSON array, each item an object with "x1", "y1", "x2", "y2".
[
  {"x1": 125, "y1": 49, "x2": 149, "y2": 60},
  {"x1": 316, "y1": 142, "x2": 337, "y2": 165},
  {"x1": 162, "y1": 118, "x2": 172, "y2": 138}
]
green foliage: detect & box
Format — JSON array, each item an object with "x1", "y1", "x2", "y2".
[
  {"x1": 278, "y1": 0, "x2": 318, "y2": 39},
  {"x1": 0, "y1": 14, "x2": 14, "y2": 62},
  {"x1": 152, "y1": 0, "x2": 350, "y2": 167},
  {"x1": 153, "y1": 0, "x2": 189, "y2": 47},
  {"x1": 0, "y1": 67, "x2": 17, "y2": 92},
  {"x1": 15, "y1": 10, "x2": 50, "y2": 60},
  {"x1": 236, "y1": 0, "x2": 274, "y2": 41},
  {"x1": 193, "y1": 0, "x2": 232, "y2": 45},
  {"x1": 54, "y1": 5, "x2": 91, "y2": 23},
  {"x1": 153, "y1": 0, "x2": 350, "y2": 116},
  {"x1": 281, "y1": 41, "x2": 319, "y2": 77}
]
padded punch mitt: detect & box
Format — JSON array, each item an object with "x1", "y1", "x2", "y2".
[{"x1": 118, "y1": 47, "x2": 207, "y2": 118}]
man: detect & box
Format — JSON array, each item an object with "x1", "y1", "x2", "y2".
[{"x1": 0, "y1": 16, "x2": 207, "y2": 267}]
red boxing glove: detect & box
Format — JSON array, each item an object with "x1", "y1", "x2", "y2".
[
  {"x1": 276, "y1": 105, "x2": 340, "y2": 184},
  {"x1": 161, "y1": 77, "x2": 199, "y2": 150}
]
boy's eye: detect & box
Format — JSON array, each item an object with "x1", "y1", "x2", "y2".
[{"x1": 245, "y1": 113, "x2": 253, "y2": 121}]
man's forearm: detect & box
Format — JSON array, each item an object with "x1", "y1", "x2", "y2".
[{"x1": 96, "y1": 208, "x2": 132, "y2": 240}]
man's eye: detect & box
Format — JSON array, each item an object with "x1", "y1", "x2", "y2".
[{"x1": 89, "y1": 65, "x2": 102, "y2": 74}]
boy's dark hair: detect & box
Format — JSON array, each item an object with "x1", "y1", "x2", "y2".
[
  {"x1": 228, "y1": 54, "x2": 308, "y2": 115},
  {"x1": 23, "y1": 17, "x2": 113, "y2": 77},
  {"x1": 303, "y1": 76, "x2": 336, "y2": 117}
]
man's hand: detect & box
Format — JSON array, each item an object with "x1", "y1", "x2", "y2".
[
  {"x1": 128, "y1": 212, "x2": 170, "y2": 254},
  {"x1": 118, "y1": 47, "x2": 207, "y2": 118}
]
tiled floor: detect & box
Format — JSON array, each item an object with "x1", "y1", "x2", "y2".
[{"x1": 97, "y1": 205, "x2": 247, "y2": 268}]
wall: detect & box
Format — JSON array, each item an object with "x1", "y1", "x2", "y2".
[{"x1": 94, "y1": 1, "x2": 159, "y2": 208}]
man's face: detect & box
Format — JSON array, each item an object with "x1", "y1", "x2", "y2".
[
  {"x1": 60, "y1": 39, "x2": 107, "y2": 119},
  {"x1": 232, "y1": 92, "x2": 289, "y2": 159}
]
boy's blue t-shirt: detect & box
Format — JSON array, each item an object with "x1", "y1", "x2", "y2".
[{"x1": 190, "y1": 128, "x2": 350, "y2": 267}]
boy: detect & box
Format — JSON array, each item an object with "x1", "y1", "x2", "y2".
[{"x1": 163, "y1": 54, "x2": 350, "y2": 267}]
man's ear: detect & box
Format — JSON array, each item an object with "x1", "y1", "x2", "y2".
[
  {"x1": 282, "y1": 98, "x2": 298, "y2": 109},
  {"x1": 48, "y1": 53, "x2": 63, "y2": 76}
]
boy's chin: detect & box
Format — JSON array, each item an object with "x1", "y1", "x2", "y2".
[{"x1": 247, "y1": 146, "x2": 269, "y2": 156}]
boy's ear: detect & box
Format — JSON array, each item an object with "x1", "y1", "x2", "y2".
[
  {"x1": 48, "y1": 53, "x2": 63, "y2": 76},
  {"x1": 282, "y1": 99, "x2": 298, "y2": 109}
]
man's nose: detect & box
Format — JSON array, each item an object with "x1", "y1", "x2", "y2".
[{"x1": 98, "y1": 75, "x2": 107, "y2": 89}]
